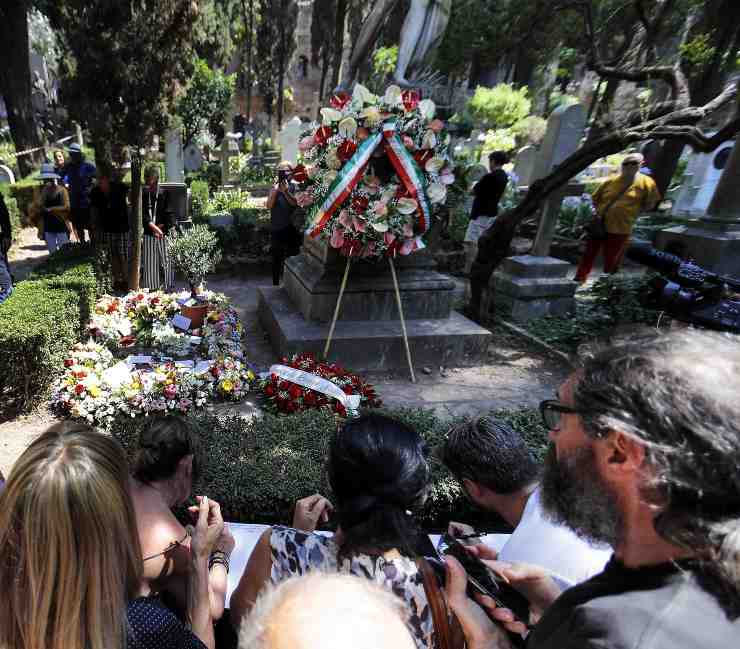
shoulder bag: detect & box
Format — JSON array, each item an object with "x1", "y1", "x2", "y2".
[
  {"x1": 416, "y1": 557, "x2": 466, "y2": 649},
  {"x1": 584, "y1": 181, "x2": 633, "y2": 240}
]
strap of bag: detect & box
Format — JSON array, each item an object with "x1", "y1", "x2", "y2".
[
  {"x1": 416, "y1": 557, "x2": 458, "y2": 649},
  {"x1": 598, "y1": 180, "x2": 634, "y2": 222}
]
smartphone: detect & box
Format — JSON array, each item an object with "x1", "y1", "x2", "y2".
[{"x1": 439, "y1": 533, "x2": 531, "y2": 626}]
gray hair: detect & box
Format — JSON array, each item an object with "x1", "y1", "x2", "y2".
[
  {"x1": 239, "y1": 573, "x2": 413, "y2": 649},
  {"x1": 575, "y1": 330, "x2": 740, "y2": 615}
]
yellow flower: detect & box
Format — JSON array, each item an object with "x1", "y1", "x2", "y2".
[
  {"x1": 247, "y1": 370, "x2": 255, "y2": 381},
  {"x1": 221, "y1": 379, "x2": 234, "y2": 392},
  {"x1": 89, "y1": 385, "x2": 101, "y2": 398},
  {"x1": 128, "y1": 311, "x2": 135, "y2": 319}
]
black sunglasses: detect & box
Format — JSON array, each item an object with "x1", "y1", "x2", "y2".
[{"x1": 539, "y1": 399, "x2": 580, "y2": 430}]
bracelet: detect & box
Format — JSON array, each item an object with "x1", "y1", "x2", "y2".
[{"x1": 208, "y1": 550, "x2": 230, "y2": 573}]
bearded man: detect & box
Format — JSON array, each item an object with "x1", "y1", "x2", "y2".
[{"x1": 454, "y1": 330, "x2": 740, "y2": 648}]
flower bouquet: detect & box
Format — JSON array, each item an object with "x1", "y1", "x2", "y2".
[
  {"x1": 260, "y1": 352, "x2": 381, "y2": 417},
  {"x1": 199, "y1": 356, "x2": 256, "y2": 401},
  {"x1": 294, "y1": 84, "x2": 455, "y2": 259}
]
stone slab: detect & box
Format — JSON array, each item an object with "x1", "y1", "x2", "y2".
[
  {"x1": 284, "y1": 252, "x2": 455, "y2": 322},
  {"x1": 494, "y1": 275, "x2": 578, "y2": 299},
  {"x1": 257, "y1": 286, "x2": 491, "y2": 370},
  {"x1": 656, "y1": 225, "x2": 740, "y2": 279},
  {"x1": 501, "y1": 255, "x2": 572, "y2": 279},
  {"x1": 496, "y1": 294, "x2": 575, "y2": 322}
]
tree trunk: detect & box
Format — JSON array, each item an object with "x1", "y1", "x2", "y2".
[
  {"x1": 329, "y1": 0, "x2": 347, "y2": 92},
  {"x1": 277, "y1": 57, "x2": 285, "y2": 128},
  {"x1": 319, "y1": 52, "x2": 330, "y2": 101},
  {"x1": 0, "y1": 1, "x2": 44, "y2": 177},
  {"x1": 651, "y1": 138, "x2": 685, "y2": 196},
  {"x1": 245, "y1": 0, "x2": 254, "y2": 121},
  {"x1": 128, "y1": 152, "x2": 143, "y2": 291}
]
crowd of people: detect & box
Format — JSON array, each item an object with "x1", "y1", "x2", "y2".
[
  {"x1": 1, "y1": 329, "x2": 739, "y2": 649},
  {"x1": 0, "y1": 144, "x2": 176, "y2": 295}
]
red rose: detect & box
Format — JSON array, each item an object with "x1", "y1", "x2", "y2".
[
  {"x1": 334, "y1": 402, "x2": 347, "y2": 417},
  {"x1": 342, "y1": 386, "x2": 354, "y2": 395},
  {"x1": 402, "y1": 89, "x2": 420, "y2": 112},
  {"x1": 135, "y1": 293, "x2": 144, "y2": 301},
  {"x1": 210, "y1": 366, "x2": 221, "y2": 378},
  {"x1": 278, "y1": 380, "x2": 290, "y2": 391},
  {"x1": 292, "y1": 164, "x2": 308, "y2": 183},
  {"x1": 341, "y1": 238, "x2": 363, "y2": 257},
  {"x1": 414, "y1": 149, "x2": 433, "y2": 167},
  {"x1": 314, "y1": 125, "x2": 333, "y2": 146},
  {"x1": 351, "y1": 195, "x2": 369, "y2": 213},
  {"x1": 106, "y1": 303, "x2": 118, "y2": 314},
  {"x1": 337, "y1": 139, "x2": 358, "y2": 163},
  {"x1": 74, "y1": 384, "x2": 85, "y2": 395},
  {"x1": 64, "y1": 359, "x2": 74, "y2": 367},
  {"x1": 303, "y1": 391, "x2": 317, "y2": 406},
  {"x1": 151, "y1": 297, "x2": 160, "y2": 304},
  {"x1": 264, "y1": 384, "x2": 275, "y2": 397},
  {"x1": 289, "y1": 384, "x2": 303, "y2": 400},
  {"x1": 330, "y1": 91, "x2": 351, "y2": 110}
]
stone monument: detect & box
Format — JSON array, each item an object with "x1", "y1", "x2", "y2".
[
  {"x1": 657, "y1": 140, "x2": 740, "y2": 278},
  {"x1": 165, "y1": 128, "x2": 184, "y2": 183},
  {"x1": 671, "y1": 141, "x2": 733, "y2": 218},
  {"x1": 220, "y1": 132, "x2": 241, "y2": 186},
  {"x1": 257, "y1": 237, "x2": 491, "y2": 371},
  {"x1": 512, "y1": 145, "x2": 537, "y2": 188},
  {"x1": 0, "y1": 165, "x2": 16, "y2": 185},
  {"x1": 277, "y1": 116, "x2": 303, "y2": 165},
  {"x1": 493, "y1": 103, "x2": 586, "y2": 322}
]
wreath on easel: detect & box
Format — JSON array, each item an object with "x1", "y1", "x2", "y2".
[
  {"x1": 289, "y1": 85, "x2": 455, "y2": 382},
  {"x1": 291, "y1": 84, "x2": 455, "y2": 259}
]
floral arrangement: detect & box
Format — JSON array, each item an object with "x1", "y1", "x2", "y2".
[
  {"x1": 260, "y1": 352, "x2": 381, "y2": 417},
  {"x1": 202, "y1": 356, "x2": 256, "y2": 401},
  {"x1": 51, "y1": 341, "x2": 119, "y2": 426},
  {"x1": 201, "y1": 305, "x2": 244, "y2": 359},
  {"x1": 293, "y1": 84, "x2": 455, "y2": 259}
]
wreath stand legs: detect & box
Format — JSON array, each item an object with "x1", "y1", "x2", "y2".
[
  {"x1": 389, "y1": 257, "x2": 416, "y2": 383},
  {"x1": 324, "y1": 258, "x2": 352, "y2": 359},
  {"x1": 323, "y1": 257, "x2": 416, "y2": 384}
]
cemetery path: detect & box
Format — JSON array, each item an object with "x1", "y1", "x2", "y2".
[
  {"x1": 8, "y1": 226, "x2": 50, "y2": 281},
  {"x1": 0, "y1": 271, "x2": 570, "y2": 476}
]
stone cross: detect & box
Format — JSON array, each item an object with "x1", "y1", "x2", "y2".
[
  {"x1": 165, "y1": 128, "x2": 184, "y2": 183},
  {"x1": 531, "y1": 103, "x2": 587, "y2": 183},
  {"x1": 513, "y1": 145, "x2": 537, "y2": 187},
  {"x1": 277, "y1": 116, "x2": 303, "y2": 165}
]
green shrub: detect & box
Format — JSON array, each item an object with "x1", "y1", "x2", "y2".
[
  {"x1": 468, "y1": 84, "x2": 532, "y2": 129},
  {"x1": 0, "y1": 193, "x2": 22, "y2": 245},
  {"x1": 511, "y1": 115, "x2": 547, "y2": 146},
  {"x1": 190, "y1": 180, "x2": 210, "y2": 224},
  {"x1": 0, "y1": 280, "x2": 80, "y2": 408},
  {"x1": 111, "y1": 406, "x2": 548, "y2": 528},
  {"x1": 166, "y1": 224, "x2": 222, "y2": 291}
]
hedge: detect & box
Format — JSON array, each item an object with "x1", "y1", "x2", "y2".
[
  {"x1": 0, "y1": 244, "x2": 100, "y2": 409},
  {"x1": 111, "y1": 406, "x2": 548, "y2": 529}
]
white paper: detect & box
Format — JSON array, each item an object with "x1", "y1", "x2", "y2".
[
  {"x1": 115, "y1": 320, "x2": 132, "y2": 336},
  {"x1": 194, "y1": 360, "x2": 213, "y2": 374},
  {"x1": 171, "y1": 314, "x2": 192, "y2": 331},
  {"x1": 102, "y1": 361, "x2": 132, "y2": 389},
  {"x1": 125, "y1": 355, "x2": 153, "y2": 367},
  {"x1": 175, "y1": 360, "x2": 194, "y2": 369},
  {"x1": 189, "y1": 336, "x2": 203, "y2": 346}
]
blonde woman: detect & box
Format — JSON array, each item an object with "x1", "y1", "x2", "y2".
[{"x1": 0, "y1": 424, "x2": 224, "y2": 649}]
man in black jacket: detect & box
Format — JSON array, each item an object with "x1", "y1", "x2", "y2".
[{"x1": 0, "y1": 193, "x2": 12, "y2": 302}]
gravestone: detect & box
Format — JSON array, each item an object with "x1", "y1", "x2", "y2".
[
  {"x1": 183, "y1": 143, "x2": 204, "y2": 173},
  {"x1": 513, "y1": 145, "x2": 537, "y2": 187},
  {"x1": 531, "y1": 103, "x2": 587, "y2": 183},
  {"x1": 277, "y1": 116, "x2": 302, "y2": 165},
  {"x1": 220, "y1": 132, "x2": 241, "y2": 186},
  {"x1": 492, "y1": 103, "x2": 586, "y2": 323},
  {"x1": 257, "y1": 237, "x2": 491, "y2": 371},
  {"x1": 165, "y1": 128, "x2": 184, "y2": 183},
  {"x1": 0, "y1": 164, "x2": 15, "y2": 185},
  {"x1": 658, "y1": 140, "x2": 740, "y2": 278},
  {"x1": 671, "y1": 141, "x2": 733, "y2": 217}
]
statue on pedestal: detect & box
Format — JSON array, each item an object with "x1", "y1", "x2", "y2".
[{"x1": 340, "y1": 0, "x2": 453, "y2": 90}]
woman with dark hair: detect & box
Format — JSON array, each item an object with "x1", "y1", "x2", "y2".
[
  {"x1": 130, "y1": 416, "x2": 234, "y2": 623},
  {"x1": 230, "y1": 414, "x2": 437, "y2": 648},
  {"x1": 140, "y1": 164, "x2": 174, "y2": 290}
]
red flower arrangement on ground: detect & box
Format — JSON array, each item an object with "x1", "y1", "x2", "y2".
[{"x1": 260, "y1": 352, "x2": 382, "y2": 417}]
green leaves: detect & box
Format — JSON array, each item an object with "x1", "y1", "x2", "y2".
[
  {"x1": 468, "y1": 85, "x2": 532, "y2": 130},
  {"x1": 165, "y1": 224, "x2": 223, "y2": 288}
]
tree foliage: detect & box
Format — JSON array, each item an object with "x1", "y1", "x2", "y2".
[
  {"x1": 176, "y1": 58, "x2": 236, "y2": 146},
  {"x1": 468, "y1": 84, "x2": 532, "y2": 129}
]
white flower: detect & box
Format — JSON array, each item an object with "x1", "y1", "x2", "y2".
[
  {"x1": 360, "y1": 106, "x2": 381, "y2": 126},
  {"x1": 371, "y1": 222, "x2": 389, "y2": 232},
  {"x1": 427, "y1": 183, "x2": 447, "y2": 204},
  {"x1": 422, "y1": 130, "x2": 437, "y2": 149},
  {"x1": 324, "y1": 169, "x2": 338, "y2": 183},
  {"x1": 383, "y1": 85, "x2": 402, "y2": 106},
  {"x1": 325, "y1": 149, "x2": 342, "y2": 170},
  {"x1": 381, "y1": 186, "x2": 398, "y2": 204},
  {"x1": 352, "y1": 84, "x2": 375, "y2": 105},
  {"x1": 418, "y1": 99, "x2": 436, "y2": 120},
  {"x1": 321, "y1": 107, "x2": 343, "y2": 124},
  {"x1": 425, "y1": 157, "x2": 445, "y2": 173},
  {"x1": 396, "y1": 197, "x2": 419, "y2": 215},
  {"x1": 338, "y1": 116, "x2": 358, "y2": 139}
]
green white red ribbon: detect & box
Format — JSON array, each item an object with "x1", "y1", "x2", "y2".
[{"x1": 309, "y1": 120, "x2": 433, "y2": 246}]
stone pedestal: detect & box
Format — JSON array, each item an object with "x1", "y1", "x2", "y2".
[
  {"x1": 494, "y1": 256, "x2": 577, "y2": 322},
  {"x1": 258, "y1": 237, "x2": 491, "y2": 370}
]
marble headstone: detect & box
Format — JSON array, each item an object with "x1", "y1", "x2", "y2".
[
  {"x1": 672, "y1": 142, "x2": 734, "y2": 217},
  {"x1": 513, "y1": 145, "x2": 537, "y2": 187},
  {"x1": 277, "y1": 116, "x2": 303, "y2": 165},
  {"x1": 531, "y1": 103, "x2": 586, "y2": 183},
  {"x1": 0, "y1": 164, "x2": 15, "y2": 185},
  {"x1": 165, "y1": 128, "x2": 184, "y2": 183},
  {"x1": 183, "y1": 143, "x2": 204, "y2": 173}
]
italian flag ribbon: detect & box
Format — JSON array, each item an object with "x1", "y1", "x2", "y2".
[{"x1": 309, "y1": 120, "x2": 433, "y2": 245}]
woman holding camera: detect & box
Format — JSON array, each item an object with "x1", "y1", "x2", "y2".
[
  {"x1": 230, "y1": 414, "x2": 440, "y2": 648},
  {"x1": 266, "y1": 161, "x2": 300, "y2": 286}
]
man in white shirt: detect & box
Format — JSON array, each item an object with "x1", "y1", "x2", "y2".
[{"x1": 440, "y1": 416, "x2": 611, "y2": 590}]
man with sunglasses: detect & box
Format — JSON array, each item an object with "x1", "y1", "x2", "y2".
[
  {"x1": 455, "y1": 331, "x2": 740, "y2": 649},
  {"x1": 574, "y1": 152, "x2": 660, "y2": 283}
]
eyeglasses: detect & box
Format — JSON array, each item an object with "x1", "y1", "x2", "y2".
[
  {"x1": 539, "y1": 399, "x2": 580, "y2": 430},
  {"x1": 622, "y1": 161, "x2": 639, "y2": 167}
]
